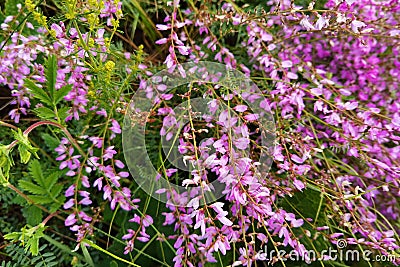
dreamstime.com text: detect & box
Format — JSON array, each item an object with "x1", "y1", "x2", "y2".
[{"x1": 255, "y1": 240, "x2": 397, "y2": 264}]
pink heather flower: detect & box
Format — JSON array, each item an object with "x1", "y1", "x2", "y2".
[
  {"x1": 63, "y1": 198, "x2": 75, "y2": 209},
  {"x1": 103, "y1": 185, "x2": 112, "y2": 200},
  {"x1": 143, "y1": 215, "x2": 154, "y2": 227},
  {"x1": 129, "y1": 214, "x2": 141, "y2": 224},
  {"x1": 207, "y1": 99, "x2": 219, "y2": 114},
  {"x1": 293, "y1": 179, "x2": 305, "y2": 191},
  {"x1": 315, "y1": 15, "x2": 329, "y2": 30},
  {"x1": 65, "y1": 213, "x2": 77, "y2": 226},
  {"x1": 78, "y1": 211, "x2": 92, "y2": 222},
  {"x1": 165, "y1": 168, "x2": 177, "y2": 177},
  {"x1": 89, "y1": 136, "x2": 103, "y2": 148},
  {"x1": 218, "y1": 110, "x2": 238, "y2": 128},
  {"x1": 157, "y1": 84, "x2": 167, "y2": 91},
  {"x1": 281, "y1": 60, "x2": 293, "y2": 68},
  {"x1": 124, "y1": 240, "x2": 134, "y2": 254},
  {"x1": 210, "y1": 202, "x2": 233, "y2": 226},
  {"x1": 51, "y1": 23, "x2": 65, "y2": 38},
  {"x1": 109, "y1": 119, "x2": 121, "y2": 134},
  {"x1": 291, "y1": 154, "x2": 305, "y2": 164},
  {"x1": 81, "y1": 175, "x2": 90, "y2": 188},
  {"x1": 155, "y1": 38, "x2": 168, "y2": 45},
  {"x1": 345, "y1": 0, "x2": 356, "y2": 4},
  {"x1": 287, "y1": 72, "x2": 298, "y2": 80},
  {"x1": 93, "y1": 177, "x2": 103, "y2": 190},
  {"x1": 244, "y1": 114, "x2": 259, "y2": 121},
  {"x1": 234, "y1": 138, "x2": 250, "y2": 150},
  {"x1": 351, "y1": 20, "x2": 366, "y2": 33},
  {"x1": 65, "y1": 184, "x2": 75, "y2": 197},
  {"x1": 344, "y1": 101, "x2": 358, "y2": 110},
  {"x1": 115, "y1": 160, "x2": 125, "y2": 168},
  {"x1": 300, "y1": 17, "x2": 315, "y2": 31},
  {"x1": 291, "y1": 218, "x2": 304, "y2": 228},
  {"x1": 103, "y1": 146, "x2": 117, "y2": 160},
  {"x1": 122, "y1": 229, "x2": 135, "y2": 240},
  {"x1": 156, "y1": 24, "x2": 170, "y2": 31}
]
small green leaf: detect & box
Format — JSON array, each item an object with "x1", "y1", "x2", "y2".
[
  {"x1": 18, "y1": 146, "x2": 33, "y2": 164},
  {"x1": 25, "y1": 79, "x2": 52, "y2": 106},
  {"x1": 19, "y1": 180, "x2": 46, "y2": 195},
  {"x1": 13, "y1": 129, "x2": 39, "y2": 164},
  {"x1": 27, "y1": 195, "x2": 53, "y2": 204},
  {"x1": 0, "y1": 145, "x2": 13, "y2": 184},
  {"x1": 26, "y1": 237, "x2": 39, "y2": 255},
  {"x1": 54, "y1": 84, "x2": 72, "y2": 104},
  {"x1": 3, "y1": 232, "x2": 20, "y2": 240},
  {"x1": 46, "y1": 55, "x2": 58, "y2": 100},
  {"x1": 57, "y1": 106, "x2": 70, "y2": 122},
  {"x1": 34, "y1": 106, "x2": 56, "y2": 120}
]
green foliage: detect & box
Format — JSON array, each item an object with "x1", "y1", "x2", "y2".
[
  {"x1": 18, "y1": 160, "x2": 64, "y2": 212},
  {"x1": 4, "y1": 223, "x2": 47, "y2": 256},
  {"x1": 122, "y1": 0, "x2": 162, "y2": 42},
  {"x1": 4, "y1": 0, "x2": 25, "y2": 16},
  {"x1": 12, "y1": 129, "x2": 39, "y2": 164},
  {"x1": 45, "y1": 55, "x2": 57, "y2": 99},
  {"x1": 22, "y1": 205, "x2": 44, "y2": 226},
  {"x1": 0, "y1": 144, "x2": 14, "y2": 185},
  {"x1": 0, "y1": 0, "x2": 40, "y2": 43},
  {"x1": 24, "y1": 79, "x2": 53, "y2": 106},
  {"x1": 41, "y1": 133, "x2": 60, "y2": 151},
  {"x1": 1, "y1": 243, "x2": 58, "y2": 267},
  {"x1": 25, "y1": 56, "x2": 72, "y2": 122}
]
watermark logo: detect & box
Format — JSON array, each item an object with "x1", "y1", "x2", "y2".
[
  {"x1": 255, "y1": 239, "x2": 397, "y2": 264},
  {"x1": 122, "y1": 62, "x2": 276, "y2": 207}
]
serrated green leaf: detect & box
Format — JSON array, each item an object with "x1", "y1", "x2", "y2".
[
  {"x1": 57, "y1": 106, "x2": 70, "y2": 122},
  {"x1": 27, "y1": 195, "x2": 53, "y2": 204},
  {"x1": 29, "y1": 160, "x2": 45, "y2": 187},
  {"x1": 19, "y1": 180, "x2": 46, "y2": 195},
  {"x1": 49, "y1": 184, "x2": 63, "y2": 199},
  {"x1": 34, "y1": 107, "x2": 56, "y2": 120},
  {"x1": 46, "y1": 172, "x2": 59, "y2": 191},
  {"x1": 26, "y1": 237, "x2": 39, "y2": 255},
  {"x1": 24, "y1": 79, "x2": 52, "y2": 106},
  {"x1": 19, "y1": 161, "x2": 63, "y2": 208},
  {"x1": 13, "y1": 128, "x2": 30, "y2": 146},
  {"x1": 13, "y1": 129, "x2": 39, "y2": 164},
  {"x1": 3, "y1": 232, "x2": 20, "y2": 240},
  {"x1": 54, "y1": 84, "x2": 72, "y2": 104},
  {"x1": 46, "y1": 55, "x2": 57, "y2": 100},
  {"x1": 18, "y1": 146, "x2": 33, "y2": 164},
  {"x1": 41, "y1": 133, "x2": 60, "y2": 150}
]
